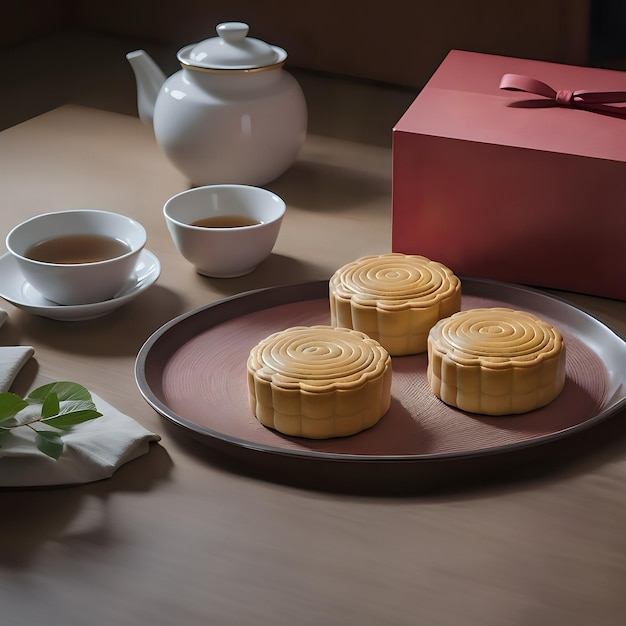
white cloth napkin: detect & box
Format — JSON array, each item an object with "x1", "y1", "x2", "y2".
[
  {"x1": 0, "y1": 345, "x2": 35, "y2": 393},
  {"x1": 0, "y1": 306, "x2": 161, "y2": 487},
  {"x1": 0, "y1": 308, "x2": 33, "y2": 394},
  {"x1": 0, "y1": 393, "x2": 161, "y2": 487}
]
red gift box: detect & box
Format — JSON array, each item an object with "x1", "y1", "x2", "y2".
[{"x1": 392, "y1": 50, "x2": 626, "y2": 300}]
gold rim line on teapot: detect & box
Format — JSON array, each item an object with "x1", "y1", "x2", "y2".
[{"x1": 177, "y1": 57, "x2": 287, "y2": 74}]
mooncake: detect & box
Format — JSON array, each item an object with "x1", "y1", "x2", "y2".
[
  {"x1": 247, "y1": 325, "x2": 392, "y2": 438},
  {"x1": 427, "y1": 307, "x2": 566, "y2": 415},
  {"x1": 329, "y1": 253, "x2": 461, "y2": 355}
]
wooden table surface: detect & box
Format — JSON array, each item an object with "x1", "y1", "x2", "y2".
[{"x1": 0, "y1": 104, "x2": 625, "y2": 626}]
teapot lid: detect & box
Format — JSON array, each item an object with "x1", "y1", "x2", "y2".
[{"x1": 177, "y1": 22, "x2": 287, "y2": 71}]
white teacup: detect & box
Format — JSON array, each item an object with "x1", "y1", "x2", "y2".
[
  {"x1": 6, "y1": 209, "x2": 147, "y2": 305},
  {"x1": 164, "y1": 184, "x2": 286, "y2": 278}
]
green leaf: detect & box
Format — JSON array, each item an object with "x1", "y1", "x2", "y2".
[
  {"x1": 43, "y1": 409, "x2": 102, "y2": 428},
  {"x1": 27, "y1": 382, "x2": 93, "y2": 404},
  {"x1": 0, "y1": 393, "x2": 29, "y2": 422},
  {"x1": 41, "y1": 391, "x2": 60, "y2": 419},
  {"x1": 57, "y1": 399, "x2": 97, "y2": 415},
  {"x1": 35, "y1": 430, "x2": 64, "y2": 460},
  {"x1": 1, "y1": 381, "x2": 103, "y2": 460},
  {"x1": 40, "y1": 398, "x2": 101, "y2": 428}
]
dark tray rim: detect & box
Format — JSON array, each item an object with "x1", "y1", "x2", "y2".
[{"x1": 134, "y1": 277, "x2": 626, "y2": 465}]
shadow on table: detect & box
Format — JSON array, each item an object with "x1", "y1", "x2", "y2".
[
  {"x1": 198, "y1": 254, "x2": 331, "y2": 302},
  {"x1": 0, "y1": 285, "x2": 185, "y2": 357},
  {"x1": 0, "y1": 442, "x2": 172, "y2": 569},
  {"x1": 268, "y1": 160, "x2": 390, "y2": 214}
]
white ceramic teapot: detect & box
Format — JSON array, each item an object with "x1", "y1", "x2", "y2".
[{"x1": 127, "y1": 22, "x2": 307, "y2": 186}]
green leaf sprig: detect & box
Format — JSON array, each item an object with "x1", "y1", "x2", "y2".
[{"x1": 0, "y1": 382, "x2": 102, "y2": 460}]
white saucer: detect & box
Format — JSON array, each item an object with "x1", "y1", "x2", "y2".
[{"x1": 0, "y1": 249, "x2": 161, "y2": 321}]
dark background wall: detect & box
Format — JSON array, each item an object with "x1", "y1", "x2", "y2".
[
  {"x1": 590, "y1": 0, "x2": 626, "y2": 61},
  {"x1": 1, "y1": 0, "x2": 604, "y2": 89}
]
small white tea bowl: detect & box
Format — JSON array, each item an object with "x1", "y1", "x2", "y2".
[
  {"x1": 164, "y1": 184, "x2": 286, "y2": 278},
  {"x1": 6, "y1": 209, "x2": 147, "y2": 305}
]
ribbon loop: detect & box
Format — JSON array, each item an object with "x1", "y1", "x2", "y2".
[
  {"x1": 499, "y1": 73, "x2": 626, "y2": 117},
  {"x1": 500, "y1": 73, "x2": 556, "y2": 99}
]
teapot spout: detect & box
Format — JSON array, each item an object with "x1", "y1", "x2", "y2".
[{"x1": 126, "y1": 50, "x2": 167, "y2": 126}]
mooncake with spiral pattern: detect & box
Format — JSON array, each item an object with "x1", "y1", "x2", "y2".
[
  {"x1": 247, "y1": 325, "x2": 392, "y2": 439},
  {"x1": 427, "y1": 307, "x2": 566, "y2": 415},
  {"x1": 329, "y1": 253, "x2": 461, "y2": 355}
]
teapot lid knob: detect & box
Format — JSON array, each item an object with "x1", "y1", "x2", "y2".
[{"x1": 216, "y1": 22, "x2": 249, "y2": 43}]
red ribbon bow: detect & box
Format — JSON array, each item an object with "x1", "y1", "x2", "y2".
[{"x1": 499, "y1": 73, "x2": 626, "y2": 116}]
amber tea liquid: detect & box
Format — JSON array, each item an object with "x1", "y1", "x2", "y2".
[
  {"x1": 25, "y1": 234, "x2": 131, "y2": 264},
  {"x1": 191, "y1": 215, "x2": 261, "y2": 228}
]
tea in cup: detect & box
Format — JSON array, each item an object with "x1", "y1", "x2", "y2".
[
  {"x1": 6, "y1": 209, "x2": 147, "y2": 305},
  {"x1": 164, "y1": 184, "x2": 285, "y2": 277}
]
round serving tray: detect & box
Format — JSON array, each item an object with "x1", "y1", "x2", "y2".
[{"x1": 135, "y1": 278, "x2": 626, "y2": 493}]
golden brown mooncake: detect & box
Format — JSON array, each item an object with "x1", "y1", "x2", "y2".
[
  {"x1": 329, "y1": 253, "x2": 461, "y2": 355},
  {"x1": 427, "y1": 307, "x2": 566, "y2": 415},
  {"x1": 247, "y1": 325, "x2": 392, "y2": 439}
]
